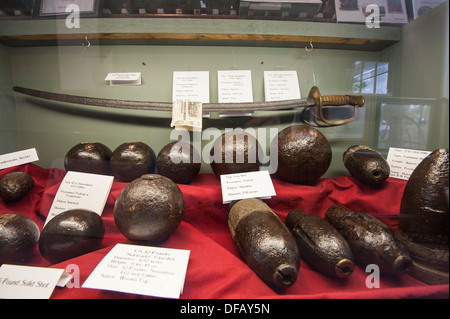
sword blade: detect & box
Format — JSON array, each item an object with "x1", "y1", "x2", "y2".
[{"x1": 12, "y1": 86, "x2": 316, "y2": 112}]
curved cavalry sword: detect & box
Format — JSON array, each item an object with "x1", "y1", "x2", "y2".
[{"x1": 12, "y1": 86, "x2": 365, "y2": 126}]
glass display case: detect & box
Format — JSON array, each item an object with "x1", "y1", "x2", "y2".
[{"x1": 0, "y1": 0, "x2": 448, "y2": 301}]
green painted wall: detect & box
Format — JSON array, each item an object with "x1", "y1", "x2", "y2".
[{"x1": 0, "y1": 44, "x2": 19, "y2": 154}]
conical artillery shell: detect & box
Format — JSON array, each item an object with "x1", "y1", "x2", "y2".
[
  {"x1": 285, "y1": 209, "x2": 354, "y2": 279},
  {"x1": 227, "y1": 198, "x2": 300, "y2": 290},
  {"x1": 325, "y1": 205, "x2": 412, "y2": 275},
  {"x1": 399, "y1": 148, "x2": 449, "y2": 245},
  {"x1": 343, "y1": 145, "x2": 390, "y2": 187}
]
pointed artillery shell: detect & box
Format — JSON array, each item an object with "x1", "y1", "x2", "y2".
[
  {"x1": 285, "y1": 209, "x2": 354, "y2": 279},
  {"x1": 399, "y1": 148, "x2": 449, "y2": 245},
  {"x1": 343, "y1": 145, "x2": 390, "y2": 187},
  {"x1": 325, "y1": 205, "x2": 412, "y2": 275},
  {"x1": 227, "y1": 198, "x2": 300, "y2": 290}
]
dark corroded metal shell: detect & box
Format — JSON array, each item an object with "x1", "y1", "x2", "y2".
[
  {"x1": 114, "y1": 174, "x2": 185, "y2": 243},
  {"x1": 0, "y1": 214, "x2": 40, "y2": 265},
  {"x1": 0, "y1": 172, "x2": 34, "y2": 202},
  {"x1": 156, "y1": 141, "x2": 201, "y2": 184},
  {"x1": 227, "y1": 198, "x2": 300, "y2": 290},
  {"x1": 39, "y1": 209, "x2": 105, "y2": 264},
  {"x1": 398, "y1": 148, "x2": 449, "y2": 245},
  {"x1": 110, "y1": 142, "x2": 156, "y2": 182},
  {"x1": 274, "y1": 125, "x2": 331, "y2": 185},
  {"x1": 325, "y1": 205, "x2": 412, "y2": 275},
  {"x1": 210, "y1": 130, "x2": 262, "y2": 178},
  {"x1": 64, "y1": 142, "x2": 112, "y2": 175},
  {"x1": 285, "y1": 209, "x2": 354, "y2": 279},
  {"x1": 343, "y1": 145, "x2": 390, "y2": 187}
]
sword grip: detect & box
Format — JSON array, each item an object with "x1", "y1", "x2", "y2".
[{"x1": 321, "y1": 95, "x2": 365, "y2": 107}]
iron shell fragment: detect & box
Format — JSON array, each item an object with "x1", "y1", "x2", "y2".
[
  {"x1": 285, "y1": 209, "x2": 354, "y2": 279},
  {"x1": 227, "y1": 198, "x2": 300, "y2": 290},
  {"x1": 325, "y1": 205, "x2": 412, "y2": 276}
]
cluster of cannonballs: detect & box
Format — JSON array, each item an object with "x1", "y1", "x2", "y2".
[
  {"x1": 0, "y1": 124, "x2": 384, "y2": 266},
  {"x1": 0, "y1": 125, "x2": 332, "y2": 266}
]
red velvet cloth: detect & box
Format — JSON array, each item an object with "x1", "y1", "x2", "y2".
[{"x1": 1, "y1": 164, "x2": 448, "y2": 299}]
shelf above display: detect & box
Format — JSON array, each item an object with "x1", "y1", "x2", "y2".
[{"x1": 0, "y1": 18, "x2": 401, "y2": 51}]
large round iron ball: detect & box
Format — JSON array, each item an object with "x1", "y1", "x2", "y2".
[
  {"x1": 64, "y1": 142, "x2": 112, "y2": 175},
  {"x1": 114, "y1": 174, "x2": 185, "y2": 243},
  {"x1": 0, "y1": 172, "x2": 34, "y2": 202},
  {"x1": 156, "y1": 141, "x2": 201, "y2": 184},
  {"x1": 0, "y1": 214, "x2": 40, "y2": 265},
  {"x1": 274, "y1": 125, "x2": 332, "y2": 185},
  {"x1": 110, "y1": 142, "x2": 156, "y2": 182},
  {"x1": 210, "y1": 130, "x2": 262, "y2": 178},
  {"x1": 39, "y1": 209, "x2": 105, "y2": 264}
]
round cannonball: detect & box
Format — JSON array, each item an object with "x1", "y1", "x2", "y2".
[
  {"x1": 274, "y1": 125, "x2": 332, "y2": 185},
  {"x1": 210, "y1": 130, "x2": 262, "y2": 178},
  {"x1": 114, "y1": 174, "x2": 185, "y2": 243},
  {"x1": 39, "y1": 209, "x2": 105, "y2": 264},
  {"x1": 64, "y1": 142, "x2": 112, "y2": 175},
  {"x1": 0, "y1": 172, "x2": 34, "y2": 202},
  {"x1": 110, "y1": 142, "x2": 156, "y2": 182},
  {"x1": 0, "y1": 214, "x2": 40, "y2": 265},
  {"x1": 156, "y1": 141, "x2": 201, "y2": 184}
]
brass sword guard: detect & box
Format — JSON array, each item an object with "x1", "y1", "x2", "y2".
[{"x1": 302, "y1": 86, "x2": 365, "y2": 127}]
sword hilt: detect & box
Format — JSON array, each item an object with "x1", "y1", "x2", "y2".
[
  {"x1": 309, "y1": 86, "x2": 365, "y2": 108},
  {"x1": 303, "y1": 87, "x2": 365, "y2": 127}
]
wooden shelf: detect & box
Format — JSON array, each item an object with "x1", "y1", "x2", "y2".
[{"x1": 0, "y1": 18, "x2": 401, "y2": 51}]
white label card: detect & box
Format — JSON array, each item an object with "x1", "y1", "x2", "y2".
[
  {"x1": 82, "y1": 244, "x2": 190, "y2": 299},
  {"x1": 387, "y1": 147, "x2": 431, "y2": 180},
  {"x1": 173, "y1": 71, "x2": 210, "y2": 103},
  {"x1": 218, "y1": 70, "x2": 253, "y2": 103},
  {"x1": 45, "y1": 171, "x2": 114, "y2": 225},
  {"x1": 105, "y1": 73, "x2": 142, "y2": 86},
  {"x1": 0, "y1": 264, "x2": 71, "y2": 299},
  {"x1": 264, "y1": 71, "x2": 301, "y2": 102},
  {"x1": 0, "y1": 148, "x2": 39, "y2": 170},
  {"x1": 220, "y1": 170, "x2": 276, "y2": 204}
]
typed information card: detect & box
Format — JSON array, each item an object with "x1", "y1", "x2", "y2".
[
  {"x1": 0, "y1": 148, "x2": 39, "y2": 170},
  {"x1": 264, "y1": 70, "x2": 301, "y2": 102},
  {"x1": 45, "y1": 171, "x2": 114, "y2": 225},
  {"x1": 82, "y1": 244, "x2": 190, "y2": 299},
  {"x1": 220, "y1": 170, "x2": 276, "y2": 204},
  {"x1": 0, "y1": 264, "x2": 71, "y2": 299},
  {"x1": 387, "y1": 147, "x2": 431, "y2": 180}
]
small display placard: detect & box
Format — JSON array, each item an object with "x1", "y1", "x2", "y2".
[
  {"x1": 220, "y1": 170, "x2": 276, "y2": 204},
  {"x1": 386, "y1": 147, "x2": 431, "y2": 180},
  {"x1": 264, "y1": 71, "x2": 301, "y2": 102},
  {"x1": 172, "y1": 71, "x2": 210, "y2": 103},
  {"x1": 82, "y1": 244, "x2": 190, "y2": 299},
  {"x1": 0, "y1": 264, "x2": 71, "y2": 299},
  {"x1": 105, "y1": 73, "x2": 142, "y2": 86},
  {"x1": 45, "y1": 171, "x2": 114, "y2": 225},
  {"x1": 0, "y1": 148, "x2": 39, "y2": 170}
]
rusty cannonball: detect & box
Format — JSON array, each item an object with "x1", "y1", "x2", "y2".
[
  {"x1": 274, "y1": 125, "x2": 332, "y2": 185},
  {"x1": 0, "y1": 214, "x2": 40, "y2": 265},
  {"x1": 110, "y1": 142, "x2": 156, "y2": 182},
  {"x1": 114, "y1": 174, "x2": 185, "y2": 243},
  {"x1": 39, "y1": 209, "x2": 105, "y2": 264},
  {"x1": 64, "y1": 142, "x2": 112, "y2": 175},
  {"x1": 210, "y1": 130, "x2": 262, "y2": 178},
  {"x1": 156, "y1": 141, "x2": 201, "y2": 184},
  {"x1": 0, "y1": 172, "x2": 34, "y2": 202}
]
